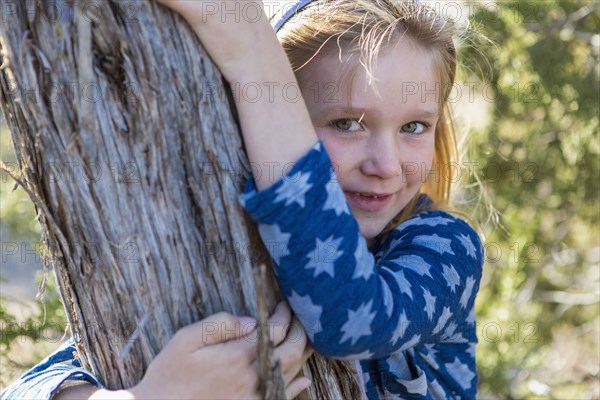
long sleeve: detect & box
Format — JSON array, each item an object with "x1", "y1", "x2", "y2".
[
  {"x1": 239, "y1": 141, "x2": 483, "y2": 360},
  {"x1": 1, "y1": 339, "x2": 102, "y2": 400}
]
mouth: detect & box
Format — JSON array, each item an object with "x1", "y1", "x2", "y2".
[{"x1": 344, "y1": 191, "x2": 393, "y2": 212}]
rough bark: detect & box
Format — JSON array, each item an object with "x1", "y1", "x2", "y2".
[{"x1": 0, "y1": 0, "x2": 360, "y2": 398}]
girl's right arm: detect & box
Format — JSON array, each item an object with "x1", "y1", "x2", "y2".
[{"x1": 154, "y1": 0, "x2": 319, "y2": 191}]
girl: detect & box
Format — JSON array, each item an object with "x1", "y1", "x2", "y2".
[
  {"x1": 221, "y1": 0, "x2": 483, "y2": 397},
  {"x1": 3, "y1": 0, "x2": 484, "y2": 398}
]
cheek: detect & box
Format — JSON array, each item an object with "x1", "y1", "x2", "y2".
[
  {"x1": 402, "y1": 138, "x2": 435, "y2": 185},
  {"x1": 315, "y1": 130, "x2": 353, "y2": 180}
]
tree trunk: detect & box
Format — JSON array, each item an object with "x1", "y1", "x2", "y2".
[{"x1": 0, "y1": 0, "x2": 360, "y2": 398}]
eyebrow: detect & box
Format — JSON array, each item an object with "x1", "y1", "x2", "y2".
[{"x1": 320, "y1": 106, "x2": 439, "y2": 120}]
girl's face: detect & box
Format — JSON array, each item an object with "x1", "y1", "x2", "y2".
[{"x1": 300, "y1": 39, "x2": 439, "y2": 239}]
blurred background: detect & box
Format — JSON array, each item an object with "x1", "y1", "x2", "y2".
[{"x1": 1, "y1": 0, "x2": 599, "y2": 397}]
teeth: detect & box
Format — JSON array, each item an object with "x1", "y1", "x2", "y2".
[{"x1": 359, "y1": 193, "x2": 380, "y2": 199}]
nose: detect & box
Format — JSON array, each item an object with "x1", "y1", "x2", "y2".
[{"x1": 360, "y1": 133, "x2": 403, "y2": 179}]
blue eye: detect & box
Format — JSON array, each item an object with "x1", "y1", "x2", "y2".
[
  {"x1": 401, "y1": 122, "x2": 426, "y2": 134},
  {"x1": 332, "y1": 119, "x2": 362, "y2": 132}
]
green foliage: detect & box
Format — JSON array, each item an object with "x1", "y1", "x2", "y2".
[
  {"x1": 0, "y1": 277, "x2": 67, "y2": 358},
  {"x1": 459, "y1": 0, "x2": 599, "y2": 398}
]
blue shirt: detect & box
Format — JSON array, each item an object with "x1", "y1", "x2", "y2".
[
  {"x1": 1, "y1": 141, "x2": 483, "y2": 399},
  {"x1": 239, "y1": 141, "x2": 483, "y2": 398}
]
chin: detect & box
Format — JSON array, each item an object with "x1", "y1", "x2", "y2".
[{"x1": 358, "y1": 223, "x2": 385, "y2": 241}]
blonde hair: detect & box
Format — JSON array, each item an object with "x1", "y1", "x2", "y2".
[{"x1": 271, "y1": 0, "x2": 460, "y2": 234}]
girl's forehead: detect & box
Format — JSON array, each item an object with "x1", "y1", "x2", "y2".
[{"x1": 300, "y1": 39, "x2": 437, "y2": 97}]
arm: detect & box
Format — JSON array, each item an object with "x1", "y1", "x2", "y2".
[
  {"x1": 155, "y1": 0, "x2": 318, "y2": 190},
  {"x1": 2, "y1": 304, "x2": 312, "y2": 400},
  {"x1": 239, "y1": 144, "x2": 484, "y2": 359},
  {"x1": 0, "y1": 339, "x2": 103, "y2": 400}
]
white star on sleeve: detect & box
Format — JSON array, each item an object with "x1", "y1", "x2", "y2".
[
  {"x1": 288, "y1": 291, "x2": 322, "y2": 342},
  {"x1": 399, "y1": 215, "x2": 455, "y2": 229},
  {"x1": 460, "y1": 276, "x2": 476, "y2": 309},
  {"x1": 304, "y1": 235, "x2": 343, "y2": 278},
  {"x1": 341, "y1": 349, "x2": 374, "y2": 360},
  {"x1": 258, "y1": 223, "x2": 291, "y2": 264},
  {"x1": 398, "y1": 333, "x2": 421, "y2": 351},
  {"x1": 340, "y1": 300, "x2": 376, "y2": 346},
  {"x1": 466, "y1": 342, "x2": 476, "y2": 358},
  {"x1": 466, "y1": 307, "x2": 476, "y2": 324},
  {"x1": 391, "y1": 254, "x2": 431, "y2": 278},
  {"x1": 441, "y1": 322, "x2": 458, "y2": 341},
  {"x1": 419, "y1": 344, "x2": 440, "y2": 369},
  {"x1": 322, "y1": 177, "x2": 350, "y2": 216},
  {"x1": 422, "y1": 288, "x2": 437, "y2": 320},
  {"x1": 444, "y1": 357, "x2": 476, "y2": 389},
  {"x1": 412, "y1": 234, "x2": 455, "y2": 255},
  {"x1": 455, "y1": 233, "x2": 477, "y2": 259},
  {"x1": 442, "y1": 264, "x2": 460, "y2": 293},
  {"x1": 431, "y1": 306, "x2": 453, "y2": 335},
  {"x1": 383, "y1": 267, "x2": 413, "y2": 300},
  {"x1": 274, "y1": 171, "x2": 312, "y2": 207},
  {"x1": 390, "y1": 310, "x2": 410, "y2": 346},
  {"x1": 353, "y1": 242, "x2": 374, "y2": 280},
  {"x1": 379, "y1": 276, "x2": 394, "y2": 317}
]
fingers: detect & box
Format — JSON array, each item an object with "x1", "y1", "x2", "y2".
[
  {"x1": 285, "y1": 377, "x2": 312, "y2": 399},
  {"x1": 267, "y1": 302, "x2": 292, "y2": 346},
  {"x1": 173, "y1": 312, "x2": 257, "y2": 351},
  {"x1": 274, "y1": 317, "x2": 311, "y2": 386}
]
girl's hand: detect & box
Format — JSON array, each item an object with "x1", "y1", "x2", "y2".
[
  {"x1": 154, "y1": 0, "x2": 277, "y2": 82},
  {"x1": 55, "y1": 303, "x2": 312, "y2": 400}
]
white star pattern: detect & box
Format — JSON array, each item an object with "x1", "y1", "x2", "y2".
[
  {"x1": 379, "y1": 276, "x2": 394, "y2": 317},
  {"x1": 455, "y1": 233, "x2": 477, "y2": 259},
  {"x1": 413, "y1": 234, "x2": 455, "y2": 256},
  {"x1": 441, "y1": 322, "x2": 458, "y2": 341},
  {"x1": 428, "y1": 379, "x2": 447, "y2": 399},
  {"x1": 390, "y1": 310, "x2": 410, "y2": 346},
  {"x1": 363, "y1": 371, "x2": 370, "y2": 385},
  {"x1": 386, "y1": 235, "x2": 408, "y2": 254},
  {"x1": 258, "y1": 223, "x2": 291, "y2": 264},
  {"x1": 466, "y1": 342, "x2": 477, "y2": 358},
  {"x1": 399, "y1": 334, "x2": 421, "y2": 351},
  {"x1": 340, "y1": 300, "x2": 376, "y2": 346},
  {"x1": 443, "y1": 328, "x2": 467, "y2": 343},
  {"x1": 466, "y1": 307, "x2": 476, "y2": 324},
  {"x1": 432, "y1": 306, "x2": 453, "y2": 335},
  {"x1": 386, "y1": 353, "x2": 412, "y2": 378},
  {"x1": 419, "y1": 344, "x2": 440, "y2": 369},
  {"x1": 391, "y1": 254, "x2": 432, "y2": 278},
  {"x1": 382, "y1": 390, "x2": 404, "y2": 400},
  {"x1": 342, "y1": 349, "x2": 374, "y2": 360},
  {"x1": 304, "y1": 236, "x2": 343, "y2": 278},
  {"x1": 422, "y1": 288, "x2": 437, "y2": 320},
  {"x1": 353, "y1": 242, "x2": 374, "y2": 280},
  {"x1": 399, "y1": 215, "x2": 455, "y2": 229},
  {"x1": 397, "y1": 372, "x2": 427, "y2": 395},
  {"x1": 273, "y1": 171, "x2": 312, "y2": 207},
  {"x1": 442, "y1": 264, "x2": 460, "y2": 293},
  {"x1": 444, "y1": 357, "x2": 475, "y2": 389},
  {"x1": 322, "y1": 177, "x2": 350, "y2": 216},
  {"x1": 460, "y1": 276, "x2": 476, "y2": 309},
  {"x1": 386, "y1": 268, "x2": 413, "y2": 300},
  {"x1": 287, "y1": 291, "x2": 322, "y2": 342}
]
